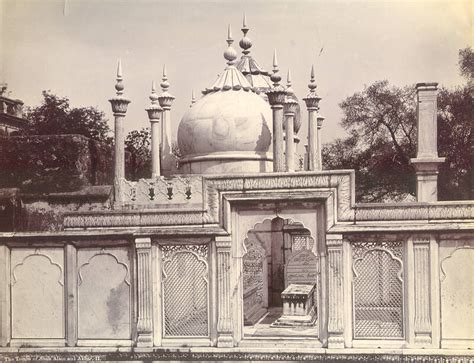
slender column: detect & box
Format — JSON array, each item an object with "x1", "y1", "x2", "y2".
[
  {"x1": 413, "y1": 237, "x2": 432, "y2": 345},
  {"x1": 215, "y1": 236, "x2": 233, "y2": 347},
  {"x1": 410, "y1": 83, "x2": 445, "y2": 202},
  {"x1": 158, "y1": 66, "x2": 175, "y2": 177},
  {"x1": 284, "y1": 103, "x2": 297, "y2": 172},
  {"x1": 303, "y1": 65, "x2": 322, "y2": 172},
  {"x1": 316, "y1": 115, "x2": 325, "y2": 170},
  {"x1": 135, "y1": 237, "x2": 153, "y2": 347},
  {"x1": 109, "y1": 60, "x2": 131, "y2": 203},
  {"x1": 266, "y1": 50, "x2": 286, "y2": 172},
  {"x1": 146, "y1": 82, "x2": 163, "y2": 177},
  {"x1": 284, "y1": 69, "x2": 298, "y2": 172},
  {"x1": 327, "y1": 235, "x2": 344, "y2": 348}
]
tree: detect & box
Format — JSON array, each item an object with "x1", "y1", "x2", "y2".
[
  {"x1": 125, "y1": 127, "x2": 151, "y2": 180},
  {"x1": 24, "y1": 91, "x2": 112, "y2": 144},
  {"x1": 324, "y1": 48, "x2": 472, "y2": 202}
]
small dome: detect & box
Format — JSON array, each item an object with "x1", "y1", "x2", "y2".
[{"x1": 178, "y1": 90, "x2": 272, "y2": 156}]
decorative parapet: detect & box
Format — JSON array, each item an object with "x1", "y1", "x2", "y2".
[
  {"x1": 354, "y1": 202, "x2": 473, "y2": 221},
  {"x1": 120, "y1": 176, "x2": 203, "y2": 207},
  {"x1": 62, "y1": 171, "x2": 474, "y2": 231}
]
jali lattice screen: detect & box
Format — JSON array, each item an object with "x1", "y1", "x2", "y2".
[
  {"x1": 161, "y1": 244, "x2": 209, "y2": 337},
  {"x1": 352, "y1": 241, "x2": 404, "y2": 339}
]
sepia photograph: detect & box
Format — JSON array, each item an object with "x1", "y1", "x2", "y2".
[{"x1": 0, "y1": 0, "x2": 472, "y2": 361}]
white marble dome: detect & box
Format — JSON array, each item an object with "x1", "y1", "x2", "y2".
[{"x1": 178, "y1": 89, "x2": 272, "y2": 156}]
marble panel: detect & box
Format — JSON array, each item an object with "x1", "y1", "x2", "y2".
[
  {"x1": 11, "y1": 248, "x2": 64, "y2": 339},
  {"x1": 77, "y1": 248, "x2": 131, "y2": 340},
  {"x1": 440, "y1": 246, "x2": 474, "y2": 341}
]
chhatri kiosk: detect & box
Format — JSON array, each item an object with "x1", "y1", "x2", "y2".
[{"x1": 0, "y1": 19, "x2": 472, "y2": 361}]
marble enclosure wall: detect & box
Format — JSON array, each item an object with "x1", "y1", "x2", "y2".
[{"x1": 0, "y1": 232, "x2": 472, "y2": 349}]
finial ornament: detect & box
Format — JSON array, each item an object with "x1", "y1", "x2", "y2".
[
  {"x1": 158, "y1": 65, "x2": 175, "y2": 109},
  {"x1": 109, "y1": 59, "x2": 130, "y2": 114},
  {"x1": 161, "y1": 65, "x2": 170, "y2": 92},
  {"x1": 146, "y1": 80, "x2": 162, "y2": 120},
  {"x1": 239, "y1": 13, "x2": 252, "y2": 54},
  {"x1": 191, "y1": 90, "x2": 196, "y2": 106},
  {"x1": 115, "y1": 59, "x2": 124, "y2": 96},
  {"x1": 224, "y1": 24, "x2": 237, "y2": 65},
  {"x1": 286, "y1": 68, "x2": 293, "y2": 92},
  {"x1": 270, "y1": 49, "x2": 281, "y2": 87},
  {"x1": 308, "y1": 64, "x2": 317, "y2": 92},
  {"x1": 303, "y1": 64, "x2": 321, "y2": 110},
  {"x1": 150, "y1": 81, "x2": 159, "y2": 104}
]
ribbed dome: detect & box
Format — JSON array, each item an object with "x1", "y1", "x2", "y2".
[{"x1": 177, "y1": 89, "x2": 272, "y2": 156}]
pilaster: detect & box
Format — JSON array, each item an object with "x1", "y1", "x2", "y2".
[
  {"x1": 413, "y1": 237, "x2": 432, "y2": 345},
  {"x1": 215, "y1": 236, "x2": 233, "y2": 347},
  {"x1": 65, "y1": 244, "x2": 77, "y2": 347},
  {"x1": 0, "y1": 245, "x2": 10, "y2": 346},
  {"x1": 135, "y1": 237, "x2": 153, "y2": 347},
  {"x1": 327, "y1": 235, "x2": 344, "y2": 348}
]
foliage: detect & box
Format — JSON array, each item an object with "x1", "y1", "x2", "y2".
[
  {"x1": 323, "y1": 48, "x2": 472, "y2": 202},
  {"x1": 459, "y1": 47, "x2": 474, "y2": 81},
  {"x1": 24, "y1": 91, "x2": 112, "y2": 144},
  {"x1": 125, "y1": 127, "x2": 151, "y2": 180}
]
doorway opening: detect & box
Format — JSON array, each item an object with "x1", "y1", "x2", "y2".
[{"x1": 242, "y1": 217, "x2": 319, "y2": 338}]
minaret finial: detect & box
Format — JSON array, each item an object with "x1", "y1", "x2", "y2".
[
  {"x1": 270, "y1": 49, "x2": 281, "y2": 87},
  {"x1": 286, "y1": 68, "x2": 294, "y2": 94},
  {"x1": 308, "y1": 64, "x2": 317, "y2": 92},
  {"x1": 115, "y1": 59, "x2": 124, "y2": 96},
  {"x1": 150, "y1": 81, "x2": 159, "y2": 105},
  {"x1": 239, "y1": 13, "x2": 252, "y2": 55},
  {"x1": 224, "y1": 24, "x2": 237, "y2": 65},
  {"x1": 161, "y1": 65, "x2": 170, "y2": 92}
]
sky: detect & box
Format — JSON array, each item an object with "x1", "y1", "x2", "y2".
[{"x1": 1, "y1": 0, "x2": 471, "y2": 146}]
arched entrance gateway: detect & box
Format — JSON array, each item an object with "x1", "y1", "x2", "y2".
[
  {"x1": 242, "y1": 217, "x2": 319, "y2": 338},
  {"x1": 229, "y1": 205, "x2": 326, "y2": 344}
]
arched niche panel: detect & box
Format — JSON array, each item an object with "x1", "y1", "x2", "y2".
[
  {"x1": 11, "y1": 248, "x2": 64, "y2": 339},
  {"x1": 77, "y1": 248, "x2": 131, "y2": 340},
  {"x1": 439, "y1": 242, "x2": 474, "y2": 344}
]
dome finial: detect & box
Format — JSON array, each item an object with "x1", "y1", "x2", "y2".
[
  {"x1": 191, "y1": 89, "x2": 196, "y2": 106},
  {"x1": 239, "y1": 13, "x2": 252, "y2": 55},
  {"x1": 270, "y1": 49, "x2": 281, "y2": 87},
  {"x1": 161, "y1": 65, "x2": 170, "y2": 92},
  {"x1": 115, "y1": 59, "x2": 124, "y2": 95},
  {"x1": 308, "y1": 64, "x2": 317, "y2": 92},
  {"x1": 224, "y1": 24, "x2": 237, "y2": 65}
]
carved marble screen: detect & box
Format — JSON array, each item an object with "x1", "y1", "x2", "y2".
[
  {"x1": 161, "y1": 244, "x2": 209, "y2": 337},
  {"x1": 242, "y1": 238, "x2": 268, "y2": 325},
  {"x1": 352, "y1": 241, "x2": 404, "y2": 339}
]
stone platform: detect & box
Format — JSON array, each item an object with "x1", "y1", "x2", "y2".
[{"x1": 271, "y1": 284, "x2": 317, "y2": 327}]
